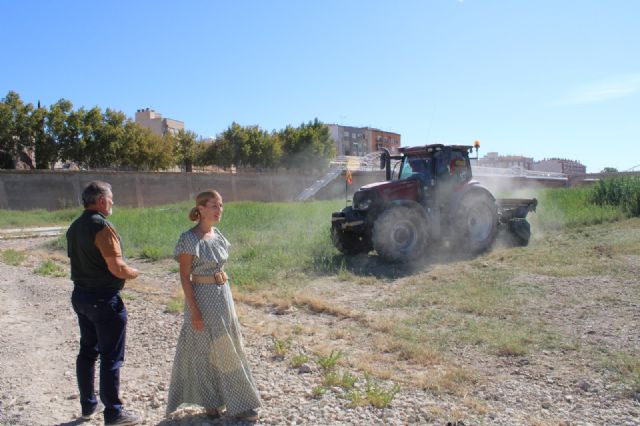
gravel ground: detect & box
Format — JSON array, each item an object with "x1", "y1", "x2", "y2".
[{"x1": 0, "y1": 235, "x2": 639, "y2": 426}]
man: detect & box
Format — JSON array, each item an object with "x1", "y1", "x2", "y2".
[{"x1": 67, "y1": 181, "x2": 141, "y2": 425}]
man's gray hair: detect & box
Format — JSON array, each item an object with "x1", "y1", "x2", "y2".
[{"x1": 82, "y1": 181, "x2": 112, "y2": 208}]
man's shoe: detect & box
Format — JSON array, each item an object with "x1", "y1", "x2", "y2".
[
  {"x1": 235, "y1": 408, "x2": 259, "y2": 421},
  {"x1": 104, "y1": 411, "x2": 141, "y2": 426},
  {"x1": 82, "y1": 402, "x2": 105, "y2": 420}
]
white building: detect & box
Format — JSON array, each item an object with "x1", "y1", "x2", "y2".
[{"x1": 134, "y1": 108, "x2": 184, "y2": 136}]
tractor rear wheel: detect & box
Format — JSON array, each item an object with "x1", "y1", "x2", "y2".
[
  {"x1": 331, "y1": 228, "x2": 372, "y2": 255},
  {"x1": 372, "y1": 206, "x2": 426, "y2": 262},
  {"x1": 454, "y1": 191, "x2": 498, "y2": 253}
]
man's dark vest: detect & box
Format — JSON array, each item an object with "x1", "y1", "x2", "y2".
[{"x1": 67, "y1": 210, "x2": 125, "y2": 292}]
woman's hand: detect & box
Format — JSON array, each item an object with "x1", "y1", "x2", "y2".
[{"x1": 191, "y1": 309, "x2": 205, "y2": 331}]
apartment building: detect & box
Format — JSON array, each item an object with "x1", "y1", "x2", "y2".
[
  {"x1": 533, "y1": 158, "x2": 587, "y2": 176},
  {"x1": 478, "y1": 152, "x2": 534, "y2": 170},
  {"x1": 369, "y1": 128, "x2": 401, "y2": 154},
  {"x1": 327, "y1": 124, "x2": 401, "y2": 156},
  {"x1": 134, "y1": 108, "x2": 184, "y2": 136}
]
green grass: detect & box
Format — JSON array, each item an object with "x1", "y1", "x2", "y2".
[
  {"x1": 48, "y1": 199, "x2": 343, "y2": 290},
  {"x1": 0, "y1": 207, "x2": 78, "y2": 228},
  {"x1": 1, "y1": 184, "x2": 633, "y2": 291},
  {"x1": 532, "y1": 186, "x2": 626, "y2": 230},
  {"x1": 1, "y1": 249, "x2": 26, "y2": 266},
  {"x1": 34, "y1": 259, "x2": 66, "y2": 277},
  {"x1": 165, "y1": 295, "x2": 184, "y2": 313}
]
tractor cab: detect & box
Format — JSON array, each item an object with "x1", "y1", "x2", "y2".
[{"x1": 390, "y1": 144, "x2": 478, "y2": 205}]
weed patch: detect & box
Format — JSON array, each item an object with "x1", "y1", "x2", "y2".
[
  {"x1": 1, "y1": 249, "x2": 26, "y2": 266},
  {"x1": 165, "y1": 295, "x2": 184, "y2": 313},
  {"x1": 34, "y1": 259, "x2": 66, "y2": 277}
]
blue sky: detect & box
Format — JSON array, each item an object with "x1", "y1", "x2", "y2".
[{"x1": 2, "y1": 0, "x2": 639, "y2": 173}]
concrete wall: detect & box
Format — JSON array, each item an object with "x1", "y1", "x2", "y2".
[
  {"x1": 0, "y1": 170, "x2": 320, "y2": 210},
  {"x1": 0, "y1": 168, "x2": 574, "y2": 211}
]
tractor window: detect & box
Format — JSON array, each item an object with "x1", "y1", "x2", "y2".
[
  {"x1": 449, "y1": 151, "x2": 470, "y2": 182},
  {"x1": 400, "y1": 157, "x2": 432, "y2": 183}
]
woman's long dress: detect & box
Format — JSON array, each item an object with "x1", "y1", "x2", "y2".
[{"x1": 166, "y1": 228, "x2": 261, "y2": 416}]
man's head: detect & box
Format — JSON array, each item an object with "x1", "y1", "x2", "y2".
[{"x1": 82, "y1": 181, "x2": 114, "y2": 216}]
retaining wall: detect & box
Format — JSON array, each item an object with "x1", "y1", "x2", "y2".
[
  {"x1": 0, "y1": 168, "x2": 569, "y2": 211},
  {"x1": 0, "y1": 170, "x2": 320, "y2": 210}
]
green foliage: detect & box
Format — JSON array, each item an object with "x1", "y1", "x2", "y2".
[
  {"x1": 273, "y1": 337, "x2": 292, "y2": 357},
  {"x1": 290, "y1": 352, "x2": 310, "y2": 368},
  {"x1": 589, "y1": 176, "x2": 640, "y2": 217},
  {"x1": 165, "y1": 295, "x2": 184, "y2": 313},
  {"x1": 533, "y1": 186, "x2": 626, "y2": 230},
  {"x1": 0, "y1": 207, "x2": 77, "y2": 228},
  {"x1": 278, "y1": 118, "x2": 336, "y2": 172},
  {"x1": 2, "y1": 90, "x2": 336, "y2": 171},
  {"x1": 140, "y1": 245, "x2": 163, "y2": 261},
  {"x1": 0, "y1": 91, "x2": 34, "y2": 164},
  {"x1": 311, "y1": 385, "x2": 327, "y2": 398},
  {"x1": 322, "y1": 371, "x2": 341, "y2": 386},
  {"x1": 338, "y1": 371, "x2": 358, "y2": 389},
  {"x1": 344, "y1": 388, "x2": 368, "y2": 407},
  {"x1": 213, "y1": 122, "x2": 281, "y2": 170},
  {"x1": 34, "y1": 259, "x2": 66, "y2": 277},
  {"x1": 173, "y1": 129, "x2": 200, "y2": 171},
  {"x1": 364, "y1": 373, "x2": 400, "y2": 409},
  {"x1": 316, "y1": 349, "x2": 343, "y2": 372},
  {"x1": 1, "y1": 249, "x2": 26, "y2": 266}
]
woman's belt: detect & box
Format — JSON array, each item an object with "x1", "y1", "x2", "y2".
[{"x1": 191, "y1": 272, "x2": 227, "y2": 285}]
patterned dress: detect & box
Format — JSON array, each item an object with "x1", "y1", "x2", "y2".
[{"x1": 166, "y1": 228, "x2": 261, "y2": 416}]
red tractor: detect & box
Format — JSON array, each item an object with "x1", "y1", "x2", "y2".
[{"x1": 331, "y1": 143, "x2": 537, "y2": 261}]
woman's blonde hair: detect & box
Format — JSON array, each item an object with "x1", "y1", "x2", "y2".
[{"x1": 189, "y1": 189, "x2": 222, "y2": 222}]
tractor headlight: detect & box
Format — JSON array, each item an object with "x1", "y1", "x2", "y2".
[
  {"x1": 353, "y1": 191, "x2": 375, "y2": 211},
  {"x1": 354, "y1": 198, "x2": 371, "y2": 210}
]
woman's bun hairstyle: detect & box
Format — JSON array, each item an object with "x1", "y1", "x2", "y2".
[{"x1": 189, "y1": 207, "x2": 200, "y2": 222}]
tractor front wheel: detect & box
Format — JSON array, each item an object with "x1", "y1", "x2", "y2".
[{"x1": 372, "y1": 206, "x2": 426, "y2": 262}]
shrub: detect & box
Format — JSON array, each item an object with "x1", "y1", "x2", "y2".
[
  {"x1": 290, "y1": 353, "x2": 310, "y2": 368},
  {"x1": 34, "y1": 259, "x2": 66, "y2": 277},
  {"x1": 1, "y1": 249, "x2": 26, "y2": 266},
  {"x1": 317, "y1": 349, "x2": 343, "y2": 372}
]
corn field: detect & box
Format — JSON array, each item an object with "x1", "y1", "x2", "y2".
[{"x1": 589, "y1": 176, "x2": 640, "y2": 217}]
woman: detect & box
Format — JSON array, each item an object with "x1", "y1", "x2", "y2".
[{"x1": 166, "y1": 190, "x2": 261, "y2": 421}]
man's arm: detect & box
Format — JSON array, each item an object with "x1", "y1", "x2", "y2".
[{"x1": 104, "y1": 256, "x2": 139, "y2": 280}]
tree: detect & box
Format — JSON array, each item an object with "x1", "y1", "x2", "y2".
[
  {"x1": 118, "y1": 122, "x2": 175, "y2": 170},
  {"x1": 601, "y1": 167, "x2": 618, "y2": 173},
  {"x1": 0, "y1": 91, "x2": 34, "y2": 168},
  {"x1": 174, "y1": 129, "x2": 199, "y2": 172},
  {"x1": 0, "y1": 94, "x2": 15, "y2": 168},
  {"x1": 279, "y1": 118, "x2": 335, "y2": 172},
  {"x1": 92, "y1": 108, "x2": 126, "y2": 168},
  {"x1": 32, "y1": 102, "x2": 52, "y2": 169},
  {"x1": 58, "y1": 107, "x2": 85, "y2": 167},
  {"x1": 36, "y1": 99, "x2": 74, "y2": 169},
  {"x1": 244, "y1": 125, "x2": 281, "y2": 169}
]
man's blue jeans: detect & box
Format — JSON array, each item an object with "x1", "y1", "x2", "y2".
[{"x1": 71, "y1": 286, "x2": 127, "y2": 422}]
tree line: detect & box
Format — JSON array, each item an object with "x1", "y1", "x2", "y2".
[{"x1": 0, "y1": 91, "x2": 336, "y2": 172}]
